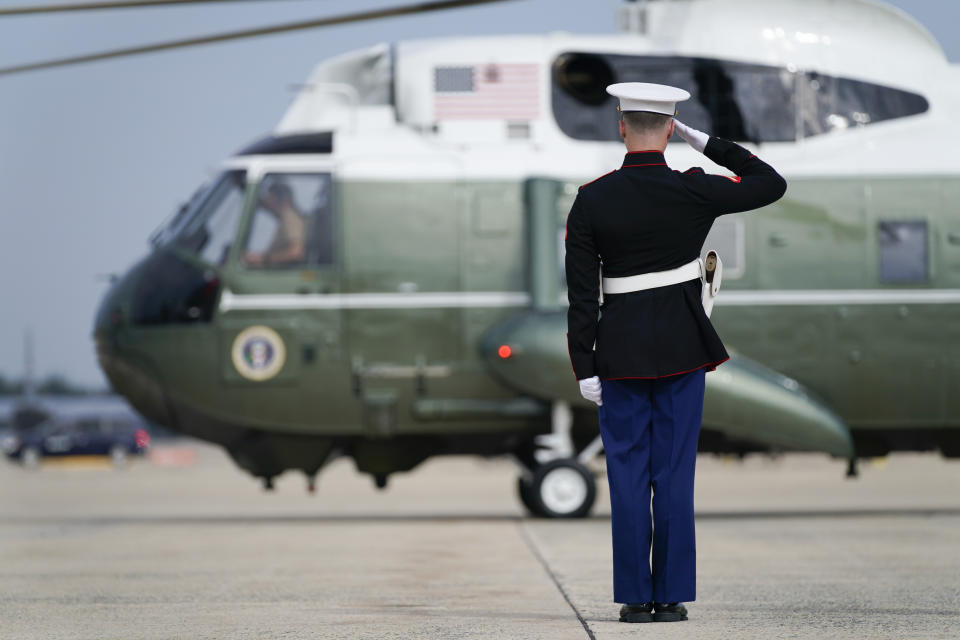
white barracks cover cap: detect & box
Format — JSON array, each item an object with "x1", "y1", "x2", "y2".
[{"x1": 606, "y1": 82, "x2": 691, "y2": 116}]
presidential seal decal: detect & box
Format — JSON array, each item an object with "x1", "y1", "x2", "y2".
[{"x1": 231, "y1": 326, "x2": 286, "y2": 381}]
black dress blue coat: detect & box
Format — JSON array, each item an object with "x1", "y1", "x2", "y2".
[{"x1": 565, "y1": 137, "x2": 787, "y2": 381}]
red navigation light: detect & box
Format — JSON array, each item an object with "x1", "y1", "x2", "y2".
[{"x1": 497, "y1": 345, "x2": 512, "y2": 359}]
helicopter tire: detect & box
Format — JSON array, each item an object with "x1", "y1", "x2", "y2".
[
  {"x1": 529, "y1": 458, "x2": 596, "y2": 519},
  {"x1": 517, "y1": 476, "x2": 544, "y2": 517}
]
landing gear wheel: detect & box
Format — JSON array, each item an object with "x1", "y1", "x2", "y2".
[
  {"x1": 517, "y1": 476, "x2": 540, "y2": 516},
  {"x1": 530, "y1": 458, "x2": 596, "y2": 519}
]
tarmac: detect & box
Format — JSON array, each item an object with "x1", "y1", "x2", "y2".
[{"x1": 1, "y1": 443, "x2": 959, "y2": 639}]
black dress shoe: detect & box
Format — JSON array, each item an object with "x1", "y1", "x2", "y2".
[
  {"x1": 619, "y1": 602, "x2": 653, "y2": 623},
  {"x1": 653, "y1": 602, "x2": 688, "y2": 622}
]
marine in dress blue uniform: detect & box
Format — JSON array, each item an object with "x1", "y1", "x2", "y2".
[{"x1": 565, "y1": 83, "x2": 787, "y2": 622}]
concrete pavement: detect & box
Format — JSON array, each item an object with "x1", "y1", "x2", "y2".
[{"x1": 1, "y1": 444, "x2": 958, "y2": 639}]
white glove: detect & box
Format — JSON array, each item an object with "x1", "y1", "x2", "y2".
[
  {"x1": 673, "y1": 119, "x2": 709, "y2": 153},
  {"x1": 578, "y1": 376, "x2": 603, "y2": 407}
]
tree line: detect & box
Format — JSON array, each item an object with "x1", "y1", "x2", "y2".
[{"x1": 0, "y1": 374, "x2": 105, "y2": 396}]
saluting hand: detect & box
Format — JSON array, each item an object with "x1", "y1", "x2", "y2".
[
  {"x1": 578, "y1": 376, "x2": 603, "y2": 407},
  {"x1": 673, "y1": 119, "x2": 709, "y2": 154}
]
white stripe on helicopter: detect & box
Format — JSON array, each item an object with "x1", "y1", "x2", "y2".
[
  {"x1": 716, "y1": 289, "x2": 960, "y2": 306},
  {"x1": 219, "y1": 290, "x2": 531, "y2": 311},
  {"x1": 219, "y1": 288, "x2": 960, "y2": 311}
]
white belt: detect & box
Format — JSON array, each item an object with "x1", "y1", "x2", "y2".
[
  {"x1": 601, "y1": 259, "x2": 701, "y2": 295},
  {"x1": 601, "y1": 251, "x2": 724, "y2": 318}
]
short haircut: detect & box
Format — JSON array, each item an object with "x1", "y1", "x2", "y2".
[{"x1": 621, "y1": 111, "x2": 672, "y2": 135}]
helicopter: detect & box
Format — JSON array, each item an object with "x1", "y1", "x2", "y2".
[{"x1": 5, "y1": 0, "x2": 959, "y2": 518}]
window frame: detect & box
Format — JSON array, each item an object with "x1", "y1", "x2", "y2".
[
  {"x1": 231, "y1": 160, "x2": 338, "y2": 273},
  {"x1": 163, "y1": 169, "x2": 250, "y2": 268}
]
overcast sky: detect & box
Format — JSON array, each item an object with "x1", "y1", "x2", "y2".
[{"x1": 0, "y1": 0, "x2": 956, "y2": 387}]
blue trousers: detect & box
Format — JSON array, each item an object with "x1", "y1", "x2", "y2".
[{"x1": 598, "y1": 368, "x2": 705, "y2": 604}]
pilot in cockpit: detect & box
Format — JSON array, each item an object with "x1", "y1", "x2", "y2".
[{"x1": 243, "y1": 180, "x2": 307, "y2": 267}]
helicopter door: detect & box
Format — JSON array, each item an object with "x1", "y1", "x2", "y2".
[
  {"x1": 218, "y1": 167, "x2": 346, "y2": 418},
  {"x1": 338, "y1": 162, "x2": 463, "y2": 435}
]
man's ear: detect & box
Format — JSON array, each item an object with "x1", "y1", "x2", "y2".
[
  {"x1": 668, "y1": 119, "x2": 676, "y2": 138},
  {"x1": 618, "y1": 120, "x2": 626, "y2": 140}
]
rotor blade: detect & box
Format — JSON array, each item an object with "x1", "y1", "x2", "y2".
[
  {"x1": 0, "y1": 0, "x2": 304, "y2": 18},
  {"x1": 0, "y1": 0, "x2": 513, "y2": 76}
]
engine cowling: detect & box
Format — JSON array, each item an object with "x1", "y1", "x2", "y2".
[{"x1": 481, "y1": 311, "x2": 854, "y2": 458}]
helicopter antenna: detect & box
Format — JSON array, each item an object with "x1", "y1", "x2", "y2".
[
  {"x1": 0, "y1": 1, "x2": 316, "y2": 17},
  {"x1": 0, "y1": 0, "x2": 515, "y2": 76}
]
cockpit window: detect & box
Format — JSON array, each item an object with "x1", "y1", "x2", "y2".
[
  {"x1": 553, "y1": 53, "x2": 928, "y2": 143},
  {"x1": 242, "y1": 173, "x2": 334, "y2": 269},
  {"x1": 168, "y1": 170, "x2": 247, "y2": 266},
  {"x1": 150, "y1": 180, "x2": 213, "y2": 248}
]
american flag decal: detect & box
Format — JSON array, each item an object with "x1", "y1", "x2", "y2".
[{"x1": 434, "y1": 63, "x2": 540, "y2": 121}]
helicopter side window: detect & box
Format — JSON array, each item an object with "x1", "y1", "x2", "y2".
[
  {"x1": 552, "y1": 53, "x2": 797, "y2": 143},
  {"x1": 704, "y1": 62, "x2": 795, "y2": 142},
  {"x1": 171, "y1": 170, "x2": 248, "y2": 266},
  {"x1": 879, "y1": 221, "x2": 928, "y2": 283},
  {"x1": 800, "y1": 73, "x2": 929, "y2": 137},
  {"x1": 554, "y1": 53, "x2": 928, "y2": 143},
  {"x1": 242, "y1": 173, "x2": 334, "y2": 269}
]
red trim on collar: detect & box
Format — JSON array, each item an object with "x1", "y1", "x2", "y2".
[
  {"x1": 580, "y1": 169, "x2": 616, "y2": 189},
  {"x1": 720, "y1": 175, "x2": 742, "y2": 183},
  {"x1": 623, "y1": 150, "x2": 667, "y2": 169}
]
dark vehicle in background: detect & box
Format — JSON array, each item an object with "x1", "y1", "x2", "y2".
[{"x1": 2, "y1": 415, "x2": 150, "y2": 468}]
